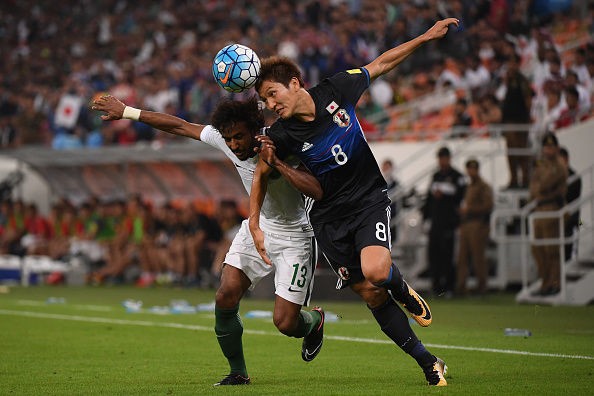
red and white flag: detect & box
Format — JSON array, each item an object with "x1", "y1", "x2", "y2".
[{"x1": 54, "y1": 94, "x2": 83, "y2": 129}]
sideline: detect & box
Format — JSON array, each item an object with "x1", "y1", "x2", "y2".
[{"x1": 1, "y1": 309, "x2": 593, "y2": 361}]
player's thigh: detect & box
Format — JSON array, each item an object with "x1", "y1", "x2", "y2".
[
  {"x1": 354, "y1": 205, "x2": 393, "y2": 283},
  {"x1": 268, "y1": 234, "x2": 316, "y2": 307},
  {"x1": 314, "y1": 221, "x2": 363, "y2": 288},
  {"x1": 223, "y1": 221, "x2": 274, "y2": 288}
]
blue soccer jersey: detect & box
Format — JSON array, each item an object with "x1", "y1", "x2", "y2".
[{"x1": 267, "y1": 68, "x2": 389, "y2": 224}]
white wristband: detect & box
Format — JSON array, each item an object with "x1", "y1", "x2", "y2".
[{"x1": 122, "y1": 106, "x2": 141, "y2": 121}]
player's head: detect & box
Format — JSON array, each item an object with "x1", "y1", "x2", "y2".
[
  {"x1": 211, "y1": 96, "x2": 264, "y2": 161},
  {"x1": 255, "y1": 56, "x2": 305, "y2": 119}
]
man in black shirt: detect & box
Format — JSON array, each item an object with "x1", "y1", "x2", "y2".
[
  {"x1": 501, "y1": 53, "x2": 533, "y2": 188},
  {"x1": 423, "y1": 147, "x2": 466, "y2": 296},
  {"x1": 249, "y1": 18, "x2": 459, "y2": 387}
]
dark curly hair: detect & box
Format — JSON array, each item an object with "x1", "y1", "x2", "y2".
[
  {"x1": 254, "y1": 56, "x2": 305, "y2": 92},
  {"x1": 211, "y1": 96, "x2": 264, "y2": 135}
]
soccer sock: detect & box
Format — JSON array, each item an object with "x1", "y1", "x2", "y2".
[
  {"x1": 410, "y1": 341, "x2": 437, "y2": 368},
  {"x1": 373, "y1": 263, "x2": 409, "y2": 301},
  {"x1": 292, "y1": 310, "x2": 322, "y2": 338},
  {"x1": 370, "y1": 296, "x2": 420, "y2": 354},
  {"x1": 214, "y1": 305, "x2": 247, "y2": 376}
]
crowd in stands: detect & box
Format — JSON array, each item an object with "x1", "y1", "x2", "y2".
[
  {"x1": 0, "y1": 194, "x2": 245, "y2": 287},
  {"x1": 0, "y1": 0, "x2": 593, "y2": 149}
]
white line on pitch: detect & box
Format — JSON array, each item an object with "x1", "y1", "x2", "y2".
[{"x1": 1, "y1": 309, "x2": 592, "y2": 361}]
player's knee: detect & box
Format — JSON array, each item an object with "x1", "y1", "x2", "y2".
[
  {"x1": 361, "y1": 258, "x2": 393, "y2": 285},
  {"x1": 215, "y1": 286, "x2": 241, "y2": 309}
]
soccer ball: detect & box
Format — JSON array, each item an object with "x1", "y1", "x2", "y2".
[{"x1": 212, "y1": 44, "x2": 260, "y2": 93}]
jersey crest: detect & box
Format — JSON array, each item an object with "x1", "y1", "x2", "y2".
[
  {"x1": 338, "y1": 266, "x2": 350, "y2": 280},
  {"x1": 333, "y1": 109, "x2": 350, "y2": 128}
]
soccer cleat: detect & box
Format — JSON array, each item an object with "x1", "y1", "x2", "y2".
[
  {"x1": 397, "y1": 282, "x2": 432, "y2": 327},
  {"x1": 213, "y1": 373, "x2": 251, "y2": 386},
  {"x1": 301, "y1": 307, "x2": 325, "y2": 362},
  {"x1": 423, "y1": 357, "x2": 448, "y2": 386}
]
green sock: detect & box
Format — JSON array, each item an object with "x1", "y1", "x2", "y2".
[
  {"x1": 214, "y1": 305, "x2": 247, "y2": 376},
  {"x1": 292, "y1": 310, "x2": 322, "y2": 338}
]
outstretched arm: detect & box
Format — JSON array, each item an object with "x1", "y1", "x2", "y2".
[
  {"x1": 255, "y1": 135, "x2": 323, "y2": 201},
  {"x1": 249, "y1": 159, "x2": 273, "y2": 265},
  {"x1": 364, "y1": 18, "x2": 459, "y2": 80},
  {"x1": 91, "y1": 94, "x2": 205, "y2": 140}
]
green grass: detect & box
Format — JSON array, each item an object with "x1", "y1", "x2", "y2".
[{"x1": 0, "y1": 286, "x2": 592, "y2": 395}]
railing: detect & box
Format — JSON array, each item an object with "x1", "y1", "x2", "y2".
[
  {"x1": 390, "y1": 125, "x2": 534, "y2": 240},
  {"x1": 527, "y1": 188, "x2": 594, "y2": 300},
  {"x1": 490, "y1": 163, "x2": 594, "y2": 294}
]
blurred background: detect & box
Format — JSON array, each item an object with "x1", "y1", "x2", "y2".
[{"x1": 0, "y1": 0, "x2": 592, "y2": 305}]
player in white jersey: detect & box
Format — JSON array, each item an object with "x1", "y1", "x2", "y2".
[{"x1": 92, "y1": 95, "x2": 325, "y2": 386}]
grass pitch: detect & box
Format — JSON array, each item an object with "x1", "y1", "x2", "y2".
[{"x1": 0, "y1": 285, "x2": 592, "y2": 395}]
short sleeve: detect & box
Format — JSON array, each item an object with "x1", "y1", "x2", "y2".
[
  {"x1": 327, "y1": 68, "x2": 370, "y2": 105},
  {"x1": 199, "y1": 125, "x2": 227, "y2": 151}
]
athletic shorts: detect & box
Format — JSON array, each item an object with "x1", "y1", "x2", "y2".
[
  {"x1": 313, "y1": 203, "x2": 392, "y2": 289},
  {"x1": 224, "y1": 220, "x2": 316, "y2": 306}
]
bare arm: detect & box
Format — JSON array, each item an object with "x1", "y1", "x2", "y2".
[
  {"x1": 364, "y1": 18, "x2": 459, "y2": 80},
  {"x1": 91, "y1": 94, "x2": 205, "y2": 140},
  {"x1": 255, "y1": 135, "x2": 323, "y2": 201},
  {"x1": 249, "y1": 159, "x2": 273, "y2": 265}
]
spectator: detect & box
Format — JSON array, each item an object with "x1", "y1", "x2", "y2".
[
  {"x1": 501, "y1": 52, "x2": 533, "y2": 189},
  {"x1": 423, "y1": 147, "x2": 466, "y2": 297},
  {"x1": 532, "y1": 81, "x2": 566, "y2": 134},
  {"x1": 0, "y1": 1, "x2": 590, "y2": 147},
  {"x1": 556, "y1": 86, "x2": 587, "y2": 129},
  {"x1": 476, "y1": 93, "x2": 502, "y2": 127},
  {"x1": 450, "y1": 98, "x2": 473, "y2": 138},
  {"x1": 463, "y1": 55, "x2": 491, "y2": 97},
  {"x1": 529, "y1": 133, "x2": 567, "y2": 296},
  {"x1": 456, "y1": 159, "x2": 493, "y2": 296},
  {"x1": 559, "y1": 147, "x2": 581, "y2": 261},
  {"x1": 0, "y1": 117, "x2": 17, "y2": 148},
  {"x1": 357, "y1": 90, "x2": 388, "y2": 133},
  {"x1": 564, "y1": 71, "x2": 591, "y2": 113},
  {"x1": 571, "y1": 48, "x2": 592, "y2": 93},
  {"x1": 21, "y1": 203, "x2": 51, "y2": 256}
]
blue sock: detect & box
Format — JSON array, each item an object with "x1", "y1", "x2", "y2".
[
  {"x1": 410, "y1": 341, "x2": 436, "y2": 368},
  {"x1": 370, "y1": 297, "x2": 418, "y2": 352}
]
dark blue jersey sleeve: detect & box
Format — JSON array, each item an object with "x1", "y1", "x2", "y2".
[{"x1": 327, "y1": 67, "x2": 370, "y2": 105}]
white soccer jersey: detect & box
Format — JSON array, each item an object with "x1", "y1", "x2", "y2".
[{"x1": 200, "y1": 125, "x2": 313, "y2": 237}]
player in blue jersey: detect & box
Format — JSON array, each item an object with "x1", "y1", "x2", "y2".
[{"x1": 249, "y1": 18, "x2": 459, "y2": 387}]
